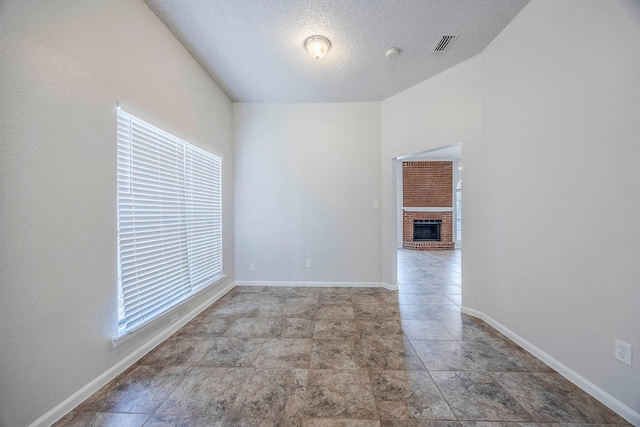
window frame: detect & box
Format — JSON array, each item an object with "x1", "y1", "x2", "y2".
[{"x1": 115, "y1": 107, "x2": 223, "y2": 338}]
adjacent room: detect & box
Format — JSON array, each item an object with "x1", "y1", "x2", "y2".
[{"x1": 1, "y1": 0, "x2": 639, "y2": 426}]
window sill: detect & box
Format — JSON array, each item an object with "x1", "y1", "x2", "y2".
[{"x1": 111, "y1": 274, "x2": 227, "y2": 348}]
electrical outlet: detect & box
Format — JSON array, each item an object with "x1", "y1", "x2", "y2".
[
  {"x1": 373, "y1": 200, "x2": 379, "y2": 209},
  {"x1": 250, "y1": 263, "x2": 255, "y2": 272},
  {"x1": 171, "y1": 313, "x2": 179, "y2": 324},
  {"x1": 306, "y1": 259, "x2": 312, "y2": 268},
  {"x1": 615, "y1": 339, "x2": 632, "y2": 366}
]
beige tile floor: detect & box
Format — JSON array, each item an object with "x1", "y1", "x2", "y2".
[{"x1": 55, "y1": 249, "x2": 630, "y2": 426}]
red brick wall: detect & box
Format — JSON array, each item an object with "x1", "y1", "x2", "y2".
[
  {"x1": 403, "y1": 161, "x2": 452, "y2": 207},
  {"x1": 402, "y1": 211, "x2": 454, "y2": 250},
  {"x1": 402, "y1": 161, "x2": 454, "y2": 251}
]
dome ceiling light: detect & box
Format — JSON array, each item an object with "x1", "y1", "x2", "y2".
[{"x1": 304, "y1": 35, "x2": 331, "y2": 60}]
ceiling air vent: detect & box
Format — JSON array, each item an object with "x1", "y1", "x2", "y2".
[{"x1": 431, "y1": 35, "x2": 458, "y2": 53}]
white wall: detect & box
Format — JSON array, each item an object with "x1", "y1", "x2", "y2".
[
  {"x1": 381, "y1": 56, "x2": 482, "y2": 284},
  {"x1": 234, "y1": 103, "x2": 382, "y2": 284},
  {"x1": 0, "y1": 1, "x2": 233, "y2": 426},
  {"x1": 467, "y1": 0, "x2": 640, "y2": 417}
]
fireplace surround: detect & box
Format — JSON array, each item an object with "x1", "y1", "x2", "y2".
[{"x1": 403, "y1": 211, "x2": 453, "y2": 250}]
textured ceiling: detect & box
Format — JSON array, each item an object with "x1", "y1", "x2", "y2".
[{"x1": 144, "y1": 0, "x2": 529, "y2": 103}]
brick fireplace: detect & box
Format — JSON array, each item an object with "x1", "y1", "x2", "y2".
[
  {"x1": 402, "y1": 161, "x2": 454, "y2": 250},
  {"x1": 403, "y1": 211, "x2": 454, "y2": 250}
]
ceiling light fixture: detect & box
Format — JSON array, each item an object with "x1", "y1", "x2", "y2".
[{"x1": 304, "y1": 35, "x2": 331, "y2": 60}]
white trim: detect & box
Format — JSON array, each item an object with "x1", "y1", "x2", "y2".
[
  {"x1": 235, "y1": 280, "x2": 398, "y2": 291},
  {"x1": 30, "y1": 281, "x2": 235, "y2": 427},
  {"x1": 112, "y1": 274, "x2": 227, "y2": 347},
  {"x1": 399, "y1": 157, "x2": 459, "y2": 162},
  {"x1": 396, "y1": 141, "x2": 461, "y2": 161},
  {"x1": 403, "y1": 207, "x2": 453, "y2": 212},
  {"x1": 461, "y1": 306, "x2": 640, "y2": 426}
]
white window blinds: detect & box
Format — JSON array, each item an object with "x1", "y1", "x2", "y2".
[{"x1": 116, "y1": 108, "x2": 222, "y2": 336}]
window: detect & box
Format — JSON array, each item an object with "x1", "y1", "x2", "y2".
[{"x1": 116, "y1": 108, "x2": 222, "y2": 336}]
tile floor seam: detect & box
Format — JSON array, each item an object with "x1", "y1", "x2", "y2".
[{"x1": 423, "y1": 364, "x2": 462, "y2": 423}]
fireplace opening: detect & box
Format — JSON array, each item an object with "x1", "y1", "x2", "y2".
[{"x1": 413, "y1": 220, "x2": 441, "y2": 241}]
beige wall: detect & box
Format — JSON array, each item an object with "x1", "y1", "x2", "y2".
[
  {"x1": 0, "y1": 1, "x2": 233, "y2": 425},
  {"x1": 469, "y1": 0, "x2": 640, "y2": 418},
  {"x1": 233, "y1": 102, "x2": 382, "y2": 284}
]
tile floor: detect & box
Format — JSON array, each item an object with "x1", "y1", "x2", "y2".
[{"x1": 55, "y1": 249, "x2": 630, "y2": 426}]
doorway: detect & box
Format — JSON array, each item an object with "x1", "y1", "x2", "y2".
[{"x1": 394, "y1": 142, "x2": 462, "y2": 294}]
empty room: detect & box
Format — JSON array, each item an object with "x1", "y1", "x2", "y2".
[{"x1": 1, "y1": 0, "x2": 639, "y2": 426}]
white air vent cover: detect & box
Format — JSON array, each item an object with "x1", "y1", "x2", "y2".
[{"x1": 431, "y1": 35, "x2": 458, "y2": 52}]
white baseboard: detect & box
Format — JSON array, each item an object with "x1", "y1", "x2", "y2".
[
  {"x1": 235, "y1": 280, "x2": 398, "y2": 291},
  {"x1": 461, "y1": 306, "x2": 640, "y2": 426},
  {"x1": 30, "y1": 281, "x2": 235, "y2": 427}
]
